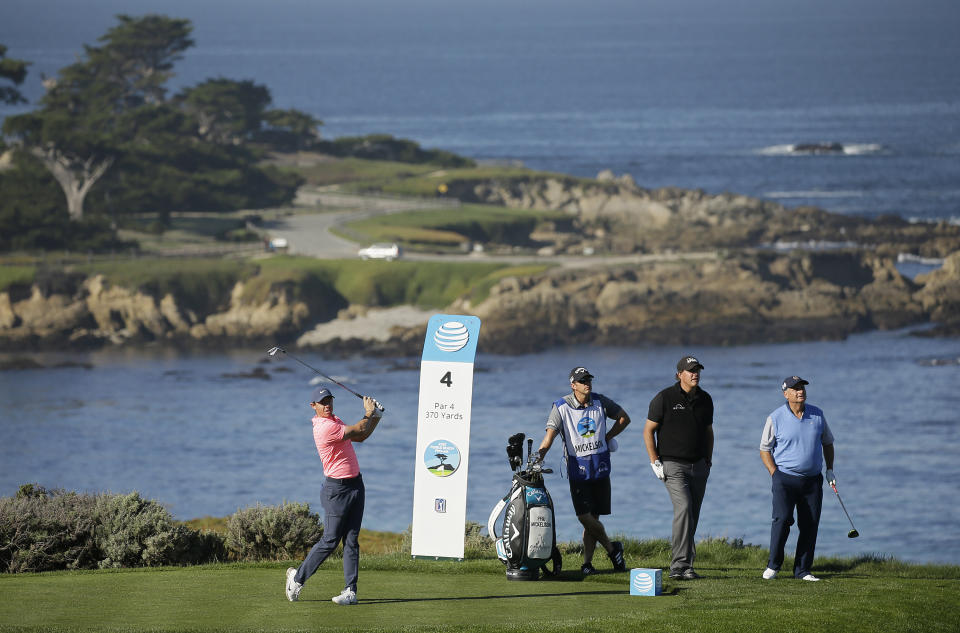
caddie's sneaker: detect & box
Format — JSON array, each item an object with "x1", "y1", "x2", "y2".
[
  {"x1": 682, "y1": 568, "x2": 701, "y2": 580},
  {"x1": 332, "y1": 588, "x2": 358, "y2": 605},
  {"x1": 668, "y1": 569, "x2": 685, "y2": 580},
  {"x1": 762, "y1": 568, "x2": 778, "y2": 580},
  {"x1": 581, "y1": 562, "x2": 597, "y2": 576},
  {"x1": 285, "y1": 567, "x2": 302, "y2": 601},
  {"x1": 800, "y1": 574, "x2": 820, "y2": 582},
  {"x1": 608, "y1": 541, "x2": 626, "y2": 572}
]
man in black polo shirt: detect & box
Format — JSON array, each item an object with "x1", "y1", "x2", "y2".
[{"x1": 643, "y1": 355, "x2": 714, "y2": 580}]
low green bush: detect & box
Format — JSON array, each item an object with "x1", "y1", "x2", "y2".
[
  {"x1": 225, "y1": 501, "x2": 323, "y2": 561},
  {"x1": 94, "y1": 492, "x2": 225, "y2": 569},
  {"x1": 0, "y1": 485, "x2": 225, "y2": 573}
]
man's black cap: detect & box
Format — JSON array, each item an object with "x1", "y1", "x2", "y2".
[
  {"x1": 569, "y1": 367, "x2": 594, "y2": 383},
  {"x1": 781, "y1": 376, "x2": 809, "y2": 391},
  {"x1": 676, "y1": 355, "x2": 704, "y2": 372}
]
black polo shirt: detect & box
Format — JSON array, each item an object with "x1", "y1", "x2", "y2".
[{"x1": 647, "y1": 382, "x2": 713, "y2": 463}]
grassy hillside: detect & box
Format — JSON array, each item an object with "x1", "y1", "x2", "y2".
[{"x1": 1, "y1": 540, "x2": 956, "y2": 633}]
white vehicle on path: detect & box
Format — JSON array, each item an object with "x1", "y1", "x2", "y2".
[{"x1": 358, "y1": 243, "x2": 402, "y2": 261}]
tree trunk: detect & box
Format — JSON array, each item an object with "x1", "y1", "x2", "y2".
[{"x1": 30, "y1": 146, "x2": 114, "y2": 221}]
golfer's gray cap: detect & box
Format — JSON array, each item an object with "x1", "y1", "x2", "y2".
[
  {"x1": 781, "y1": 376, "x2": 809, "y2": 391},
  {"x1": 677, "y1": 355, "x2": 704, "y2": 372},
  {"x1": 310, "y1": 386, "x2": 334, "y2": 402}
]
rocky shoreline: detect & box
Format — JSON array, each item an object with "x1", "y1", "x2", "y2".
[
  {"x1": 2, "y1": 248, "x2": 958, "y2": 357},
  {"x1": 3, "y1": 171, "x2": 960, "y2": 355}
]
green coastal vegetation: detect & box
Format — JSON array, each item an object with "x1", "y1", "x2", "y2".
[{"x1": 2, "y1": 486, "x2": 957, "y2": 632}]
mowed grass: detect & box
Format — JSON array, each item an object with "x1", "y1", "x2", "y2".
[{"x1": 1, "y1": 547, "x2": 957, "y2": 633}]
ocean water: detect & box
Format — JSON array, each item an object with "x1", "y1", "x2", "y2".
[
  {"x1": 2, "y1": 328, "x2": 959, "y2": 565},
  {"x1": 3, "y1": 0, "x2": 960, "y2": 566},
  {"x1": 2, "y1": 0, "x2": 959, "y2": 221}
]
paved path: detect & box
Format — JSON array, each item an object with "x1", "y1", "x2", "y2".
[{"x1": 262, "y1": 188, "x2": 717, "y2": 267}]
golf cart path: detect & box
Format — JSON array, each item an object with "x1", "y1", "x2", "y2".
[
  {"x1": 264, "y1": 188, "x2": 718, "y2": 268},
  {"x1": 263, "y1": 189, "x2": 453, "y2": 259}
]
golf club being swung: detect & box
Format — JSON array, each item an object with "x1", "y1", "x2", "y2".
[
  {"x1": 267, "y1": 346, "x2": 385, "y2": 412},
  {"x1": 830, "y1": 482, "x2": 859, "y2": 538}
]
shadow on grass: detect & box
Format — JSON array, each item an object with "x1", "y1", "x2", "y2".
[{"x1": 358, "y1": 589, "x2": 625, "y2": 605}]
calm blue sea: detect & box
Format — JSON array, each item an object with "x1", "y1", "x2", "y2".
[
  {"x1": 3, "y1": 0, "x2": 960, "y2": 565},
  {"x1": 2, "y1": 0, "x2": 959, "y2": 221},
  {"x1": 2, "y1": 329, "x2": 960, "y2": 564}
]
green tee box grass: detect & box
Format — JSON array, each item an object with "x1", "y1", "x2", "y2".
[{"x1": 1, "y1": 556, "x2": 957, "y2": 633}]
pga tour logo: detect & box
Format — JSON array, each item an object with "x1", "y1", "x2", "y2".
[
  {"x1": 433, "y1": 321, "x2": 469, "y2": 352},
  {"x1": 434, "y1": 498, "x2": 446, "y2": 513}
]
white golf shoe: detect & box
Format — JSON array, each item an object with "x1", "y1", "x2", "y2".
[
  {"x1": 332, "y1": 588, "x2": 358, "y2": 605},
  {"x1": 285, "y1": 567, "x2": 303, "y2": 601},
  {"x1": 762, "y1": 568, "x2": 777, "y2": 580},
  {"x1": 800, "y1": 574, "x2": 821, "y2": 582}
]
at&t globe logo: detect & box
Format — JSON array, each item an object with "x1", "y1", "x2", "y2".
[{"x1": 433, "y1": 321, "x2": 469, "y2": 352}]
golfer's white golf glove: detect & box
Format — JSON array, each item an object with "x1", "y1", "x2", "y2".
[
  {"x1": 651, "y1": 460, "x2": 665, "y2": 481},
  {"x1": 826, "y1": 469, "x2": 836, "y2": 486}
]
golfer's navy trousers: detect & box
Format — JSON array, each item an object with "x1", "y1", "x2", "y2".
[
  {"x1": 295, "y1": 474, "x2": 365, "y2": 592},
  {"x1": 768, "y1": 470, "x2": 822, "y2": 577}
]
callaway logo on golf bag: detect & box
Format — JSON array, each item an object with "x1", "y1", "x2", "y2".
[{"x1": 487, "y1": 433, "x2": 562, "y2": 581}]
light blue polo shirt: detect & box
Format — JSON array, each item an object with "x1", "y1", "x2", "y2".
[{"x1": 759, "y1": 403, "x2": 834, "y2": 477}]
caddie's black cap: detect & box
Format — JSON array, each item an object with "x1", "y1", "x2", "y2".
[
  {"x1": 569, "y1": 366, "x2": 594, "y2": 383},
  {"x1": 310, "y1": 386, "x2": 334, "y2": 402},
  {"x1": 676, "y1": 355, "x2": 704, "y2": 372},
  {"x1": 781, "y1": 376, "x2": 809, "y2": 391}
]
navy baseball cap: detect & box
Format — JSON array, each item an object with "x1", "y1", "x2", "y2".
[
  {"x1": 677, "y1": 355, "x2": 704, "y2": 372},
  {"x1": 310, "y1": 386, "x2": 334, "y2": 402},
  {"x1": 569, "y1": 367, "x2": 594, "y2": 383},
  {"x1": 781, "y1": 376, "x2": 809, "y2": 391}
]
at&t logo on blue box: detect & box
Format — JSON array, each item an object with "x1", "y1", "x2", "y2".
[{"x1": 630, "y1": 568, "x2": 662, "y2": 596}]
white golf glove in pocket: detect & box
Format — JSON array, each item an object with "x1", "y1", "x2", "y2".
[{"x1": 651, "y1": 460, "x2": 665, "y2": 481}]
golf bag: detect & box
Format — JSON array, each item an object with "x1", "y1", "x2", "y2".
[{"x1": 487, "y1": 433, "x2": 562, "y2": 581}]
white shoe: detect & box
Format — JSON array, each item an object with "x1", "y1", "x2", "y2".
[
  {"x1": 800, "y1": 574, "x2": 820, "y2": 582},
  {"x1": 285, "y1": 567, "x2": 303, "y2": 601},
  {"x1": 762, "y1": 568, "x2": 777, "y2": 580},
  {"x1": 332, "y1": 588, "x2": 357, "y2": 605}
]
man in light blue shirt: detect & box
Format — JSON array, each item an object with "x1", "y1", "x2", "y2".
[{"x1": 759, "y1": 376, "x2": 835, "y2": 582}]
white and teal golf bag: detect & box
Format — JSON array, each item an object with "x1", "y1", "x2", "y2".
[{"x1": 487, "y1": 471, "x2": 562, "y2": 581}]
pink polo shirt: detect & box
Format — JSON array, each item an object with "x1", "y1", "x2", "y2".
[{"x1": 312, "y1": 414, "x2": 360, "y2": 479}]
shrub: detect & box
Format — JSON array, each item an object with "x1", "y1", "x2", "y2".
[
  {"x1": 0, "y1": 485, "x2": 99, "y2": 573},
  {"x1": 0, "y1": 485, "x2": 225, "y2": 573},
  {"x1": 93, "y1": 491, "x2": 223, "y2": 568},
  {"x1": 225, "y1": 502, "x2": 323, "y2": 561}
]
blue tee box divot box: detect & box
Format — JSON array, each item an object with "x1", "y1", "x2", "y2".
[{"x1": 630, "y1": 568, "x2": 662, "y2": 596}]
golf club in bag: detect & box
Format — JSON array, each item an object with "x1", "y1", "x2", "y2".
[
  {"x1": 266, "y1": 346, "x2": 385, "y2": 412},
  {"x1": 486, "y1": 433, "x2": 562, "y2": 580},
  {"x1": 830, "y1": 481, "x2": 860, "y2": 538}
]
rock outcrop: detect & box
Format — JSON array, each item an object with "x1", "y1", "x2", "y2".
[
  {"x1": 451, "y1": 175, "x2": 960, "y2": 257},
  {"x1": 440, "y1": 250, "x2": 926, "y2": 353},
  {"x1": 1, "y1": 251, "x2": 956, "y2": 355}
]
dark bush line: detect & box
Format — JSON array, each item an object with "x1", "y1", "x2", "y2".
[{"x1": 0, "y1": 484, "x2": 322, "y2": 573}]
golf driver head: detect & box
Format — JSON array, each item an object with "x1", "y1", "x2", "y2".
[
  {"x1": 267, "y1": 346, "x2": 284, "y2": 356},
  {"x1": 848, "y1": 529, "x2": 859, "y2": 538}
]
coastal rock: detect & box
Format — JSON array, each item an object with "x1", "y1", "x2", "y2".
[
  {"x1": 459, "y1": 251, "x2": 925, "y2": 353},
  {"x1": 200, "y1": 281, "x2": 310, "y2": 340},
  {"x1": 460, "y1": 175, "x2": 960, "y2": 256},
  {"x1": 914, "y1": 250, "x2": 960, "y2": 335}
]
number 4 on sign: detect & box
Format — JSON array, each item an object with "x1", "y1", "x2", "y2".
[{"x1": 440, "y1": 371, "x2": 453, "y2": 387}]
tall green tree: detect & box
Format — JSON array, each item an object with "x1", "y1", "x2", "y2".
[
  {"x1": 2, "y1": 15, "x2": 193, "y2": 221},
  {"x1": 176, "y1": 78, "x2": 272, "y2": 145},
  {"x1": 0, "y1": 44, "x2": 29, "y2": 105}
]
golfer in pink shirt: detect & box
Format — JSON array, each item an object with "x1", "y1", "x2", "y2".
[{"x1": 285, "y1": 385, "x2": 382, "y2": 605}]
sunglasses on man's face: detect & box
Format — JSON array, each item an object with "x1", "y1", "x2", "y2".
[{"x1": 575, "y1": 378, "x2": 593, "y2": 384}]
